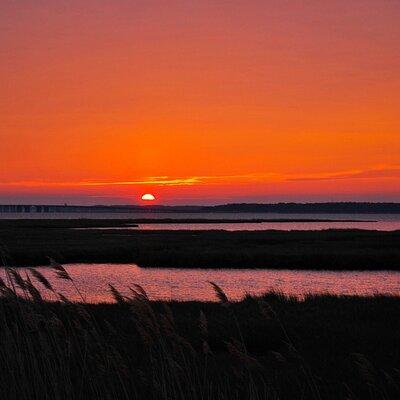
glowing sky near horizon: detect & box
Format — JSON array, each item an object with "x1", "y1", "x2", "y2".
[{"x1": 1, "y1": 0, "x2": 400, "y2": 205}]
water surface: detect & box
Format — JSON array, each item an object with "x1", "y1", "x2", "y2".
[
  {"x1": 3, "y1": 264, "x2": 399, "y2": 303},
  {"x1": 3, "y1": 212, "x2": 400, "y2": 230},
  {"x1": 128, "y1": 220, "x2": 399, "y2": 231}
]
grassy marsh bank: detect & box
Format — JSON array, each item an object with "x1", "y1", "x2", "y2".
[
  {"x1": 0, "y1": 265, "x2": 399, "y2": 399},
  {"x1": 0, "y1": 219, "x2": 399, "y2": 269}
]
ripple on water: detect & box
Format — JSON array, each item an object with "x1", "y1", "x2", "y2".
[{"x1": 1, "y1": 264, "x2": 399, "y2": 303}]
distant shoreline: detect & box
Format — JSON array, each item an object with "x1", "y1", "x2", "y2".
[
  {"x1": 1, "y1": 218, "x2": 378, "y2": 224},
  {"x1": 89, "y1": 218, "x2": 378, "y2": 223},
  {"x1": 1, "y1": 201, "x2": 400, "y2": 215}
]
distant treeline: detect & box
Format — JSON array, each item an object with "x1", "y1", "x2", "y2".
[
  {"x1": 1, "y1": 202, "x2": 400, "y2": 214},
  {"x1": 204, "y1": 202, "x2": 400, "y2": 214}
]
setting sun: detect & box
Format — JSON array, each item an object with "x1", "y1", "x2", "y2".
[{"x1": 141, "y1": 193, "x2": 156, "y2": 201}]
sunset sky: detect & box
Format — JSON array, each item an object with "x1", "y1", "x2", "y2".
[{"x1": 1, "y1": 0, "x2": 400, "y2": 205}]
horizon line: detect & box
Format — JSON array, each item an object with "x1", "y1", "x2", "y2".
[{"x1": 1, "y1": 201, "x2": 400, "y2": 208}]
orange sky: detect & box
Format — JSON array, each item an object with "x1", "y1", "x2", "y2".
[{"x1": 1, "y1": 0, "x2": 400, "y2": 204}]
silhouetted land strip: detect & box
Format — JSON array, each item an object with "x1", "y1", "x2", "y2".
[
  {"x1": 1, "y1": 201, "x2": 400, "y2": 214},
  {"x1": 1, "y1": 219, "x2": 399, "y2": 269},
  {"x1": 0, "y1": 218, "x2": 377, "y2": 227},
  {"x1": 72, "y1": 218, "x2": 376, "y2": 226},
  {"x1": 99, "y1": 218, "x2": 377, "y2": 223},
  {"x1": 204, "y1": 202, "x2": 400, "y2": 214},
  {"x1": 0, "y1": 285, "x2": 399, "y2": 399}
]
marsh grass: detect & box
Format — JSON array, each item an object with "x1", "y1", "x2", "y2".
[
  {"x1": 0, "y1": 264, "x2": 398, "y2": 399},
  {"x1": 2, "y1": 221, "x2": 400, "y2": 270}
]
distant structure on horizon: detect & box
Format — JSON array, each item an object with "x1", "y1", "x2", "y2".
[{"x1": 1, "y1": 202, "x2": 400, "y2": 214}]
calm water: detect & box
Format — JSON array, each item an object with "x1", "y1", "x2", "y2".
[
  {"x1": 1, "y1": 212, "x2": 399, "y2": 220},
  {"x1": 2, "y1": 212, "x2": 400, "y2": 230},
  {"x1": 128, "y1": 220, "x2": 400, "y2": 231},
  {"x1": 3, "y1": 264, "x2": 399, "y2": 303}
]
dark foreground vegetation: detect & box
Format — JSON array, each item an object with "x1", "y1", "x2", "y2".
[
  {"x1": 0, "y1": 265, "x2": 399, "y2": 399},
  {"x1": 0, "y1": 220, "x2": 400, "y2": 269}
]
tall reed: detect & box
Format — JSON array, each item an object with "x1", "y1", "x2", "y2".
[{"x1": 0, "y1": 263, "x2": 398, "y2": 399}]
